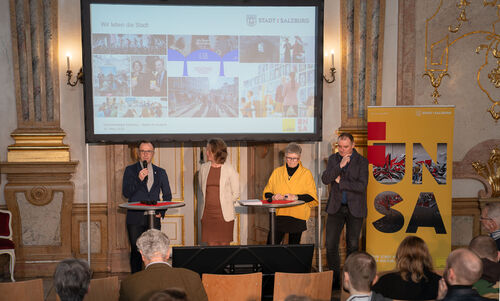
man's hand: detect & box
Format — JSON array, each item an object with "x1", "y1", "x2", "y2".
[
  {"x1": 138, "y1": 168, "x2": 149, "y2": 181},
  {"x1": 482, "y1": 219, "x2": 497, "y2": 233},
  {"x1": 284, "y1": 194, "x2": 298, "y2": 200},
  {"x1": 340, "y1": 155, "x2": 351, "y2": 168},
  {"x1": 437, "y1": 277, "x2": 448, "y2": 300},
  {"x1": 335, "y1": 176, "x2": 340, "y2": 183}
]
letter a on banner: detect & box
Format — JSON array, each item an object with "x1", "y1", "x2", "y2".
[{"x1": 366, "y1": 106, "x2": 454, "y2": 271}]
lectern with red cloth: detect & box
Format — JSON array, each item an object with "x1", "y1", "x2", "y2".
[{"x1": 118, "y1": 201, "x2": 185, "y2": 229}]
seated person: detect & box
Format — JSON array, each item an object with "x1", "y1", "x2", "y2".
[
  {"x1": 468, "y1": 235, "x2": 500, "y2": 299},
  {"x1": 437, "y1": 248, "x2": 495, "y2": 301},
  {"x1": 372, "y1": 236, "x2": 441, "y2": 300},
  {"x1": 119, "y1": 229, "x2": 208, "y2": 301},
  {"x1": 53, "y1": 258, "x2": 91, "y2": 301},
  {"x1": 343, "y1": 252, "x2": 392, "y2": 301}
]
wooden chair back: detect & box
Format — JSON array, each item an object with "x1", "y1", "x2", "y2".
[
  {"x1": 273, "y1": 270, "x2": 333, "y2": 301},
  {"x1": 202, "y1": 272, "x2": 262, "y2": 301},
  {"x1": 0, "y1": 278, "x2": 44, "y2": 301},
  {"x1": 56, "y1": 276, "x2": 120, "y2": 301}
]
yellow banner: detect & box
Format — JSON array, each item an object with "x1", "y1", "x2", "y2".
[{"x1": 366, "y1": 106, "x2": 454, "y2": 271}]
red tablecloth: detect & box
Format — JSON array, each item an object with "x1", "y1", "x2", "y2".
[
  {"x1": 260, "y1": 200, "x2": 294, "y2": 204},
  {"x1": 130, "y1": 201, "x2": 178, "y2": 207}
]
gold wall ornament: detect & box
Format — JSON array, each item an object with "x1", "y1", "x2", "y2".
[
  {"x1": 422, "y1": 71, "x2": 450, "y2": 103},
  {"x1": 472, "y1": 147, "x2": 500, "y2": 197},
  {"x1": 448, "y1": 0, "x2": 470, "y2": 33},
  {"x1": 475, "y1": 36, "x2": 500, "y2": 121},
  {"x1": 423, "y1": 0, "x2": 500, "y2": 121}
]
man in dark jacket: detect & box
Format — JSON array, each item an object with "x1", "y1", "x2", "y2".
[
  {"x1": 437, "y1": 248, "x2": 496, "y2": 301},
  {"x1": 468, "y1": 235, "x2": 500, "y2": 299},
  {"x1": 322, "y1": 133, "x2": 368, "y2": 288},
  {"x1": 122, "y1": 141, "x2": 172, "y2": 273},
  {"x1": 119, "y1": 229, "x2": 208, "y2": 301}
]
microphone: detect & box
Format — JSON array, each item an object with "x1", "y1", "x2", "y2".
[{"x1": 142, "y1": 160, "x2": 148, "y2": 182}]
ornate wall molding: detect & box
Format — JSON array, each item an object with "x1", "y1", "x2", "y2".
[
  {"x1": 453, "y1": 139, "x2": 500, "y2": 198},
  {"x1": 0, "y1": 161, "x2": 77, "y2": 277},
  {"x1": 422, "y1": 0, "x2": 500, "y2": 121}
]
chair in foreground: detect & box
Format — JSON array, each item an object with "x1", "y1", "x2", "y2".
[
  {"x1": 56, "y1": 276, "x2": 120, "y2": 301},
  {"x1": 202, "y1": 272, "x2": 262, "y2": 301},
  {"x1": 0, "y1": 278, "x2": 44, "y2": 301},
  {"x1": 0, "y1": 209, "x2": 15, "y2": 282},
  {"x1": 84, "y1": 276, "x2": 120, "y2": 301},
  {"x1": 273, "y1": 270, "x2": 333, "y2": 301}
]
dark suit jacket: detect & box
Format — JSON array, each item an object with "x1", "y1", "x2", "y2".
[
  {"x1": 122, "y1": 162, "x2": 172, "y2": 225},
  {"x1": 119, "y1": 263, "x2": 208, "y2": 301},
  {"x1": 321, "y1": 148, "x2": 368, "y2": 218},
  {"x1": 441, "y1": 285, "x2": 496, "y2": 301}
]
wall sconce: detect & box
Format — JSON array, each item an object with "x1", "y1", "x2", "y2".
[
  {"x1": 66, "y1": 53, "x2": 84, "y2": 87},
  {"x1": 323, "y1": 49, "x2": 336, "y2": 84}
]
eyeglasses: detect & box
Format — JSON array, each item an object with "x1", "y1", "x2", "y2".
[
  {"x1": 285, "y1": 157, "x2": 300, "y2": 162},
  {"x1": 139, "y1": 150, "x2": 154, "y2": 154}
]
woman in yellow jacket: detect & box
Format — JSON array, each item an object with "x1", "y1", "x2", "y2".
[{"x1": 263, "y1": 143, "x2": 318, "y2": 244}]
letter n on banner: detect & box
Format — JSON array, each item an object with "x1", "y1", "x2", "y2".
[{"x1": 366, "y1": 106, "x2": 454, "y2": 271}]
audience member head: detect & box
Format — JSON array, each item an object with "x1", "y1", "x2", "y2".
[
  {"x1": 481, "y1": 202, "x2": 500, "y2": 233},
  {"x1": 207, "y1": 138, "x2": 228, "y2": 164},
  {"x1": 284, "y1": 143, "x2": 302, "y2": 168},
  {"x1": 468, "y1": 235, "x2": 499, "y2": 262},
  {"x1": 395, "y1": 235, "x2": 434, "y2": 283},
  {"x1": 343, "y1": 252, "x2": 377, "y2": 294},
  {"x1": 137, "y1": 229, "x2": 171, "y2": 265},
  {"x1": 444, "y1": 248, "x2": 483, "y2": 286},
  {"x1": 149, "y1": 288, "x2": 188, "y2": 301},
  {"x1": 53, "y1": 258, "x2": 91, "y2": 301}
]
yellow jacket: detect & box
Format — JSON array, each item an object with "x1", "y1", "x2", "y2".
[{"x1": 263, "y1": 162, "x2": 318, "y2": 221}]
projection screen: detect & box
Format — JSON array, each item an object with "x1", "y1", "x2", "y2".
[{"x1": 81, "y1": 0, "x2": 324, "y2": 143}]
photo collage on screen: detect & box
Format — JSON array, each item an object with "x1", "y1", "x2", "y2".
[{"x1": 92, "y1": 33, "x2": 316, "y2": 130}]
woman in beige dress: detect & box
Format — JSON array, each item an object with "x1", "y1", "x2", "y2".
[{"x1": 199, "y1": 138, "x2": 240, "y2": 246}]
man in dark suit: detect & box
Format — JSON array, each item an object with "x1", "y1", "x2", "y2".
[
  {"x1": 119, "y1": 229, "x2": 208, "y2": 301},
  {"x1": 122, "y1": 141, "x2": 172, "y2": 273},
  {"x1": 321, "y1": 132, "x2": 368, "y2": 289}
]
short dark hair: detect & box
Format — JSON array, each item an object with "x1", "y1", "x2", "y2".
[
  {"x1": 139, "y1": 140, "x2": 155, "y2": 150},
  {"x1": 149, "y1": 288, "x2": 188, "y2": 301},
  {"x1": 54, "y1": 258, "x2": 91, "y2": 301},
  {"x1": 469, "y1": 235, "x2": 498, "y2": 262},
  {"x1": 343, "y1": 252, "x2": 377, "y2": 292},
  {"x1": 338, "y1": 132, "x2": 354, "y2": 143},
  {"x1": 207, "y1": 138, "x2": 228, "y2": 164}
]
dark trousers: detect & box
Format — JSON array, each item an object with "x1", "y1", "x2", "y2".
[
  {"x1": 266, "y1": 231, "x2": 302, "y2": 244},
  {"x1": 326, "y1": 205, "x2": 364, "y2": 286},
  {"x1": 127, "y1": 217, "x2": 161, "y2": 273}
]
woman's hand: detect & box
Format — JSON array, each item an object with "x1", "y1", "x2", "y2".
[{"x1": 272, "y1": 193, "x2": 284, "y2": 200}]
